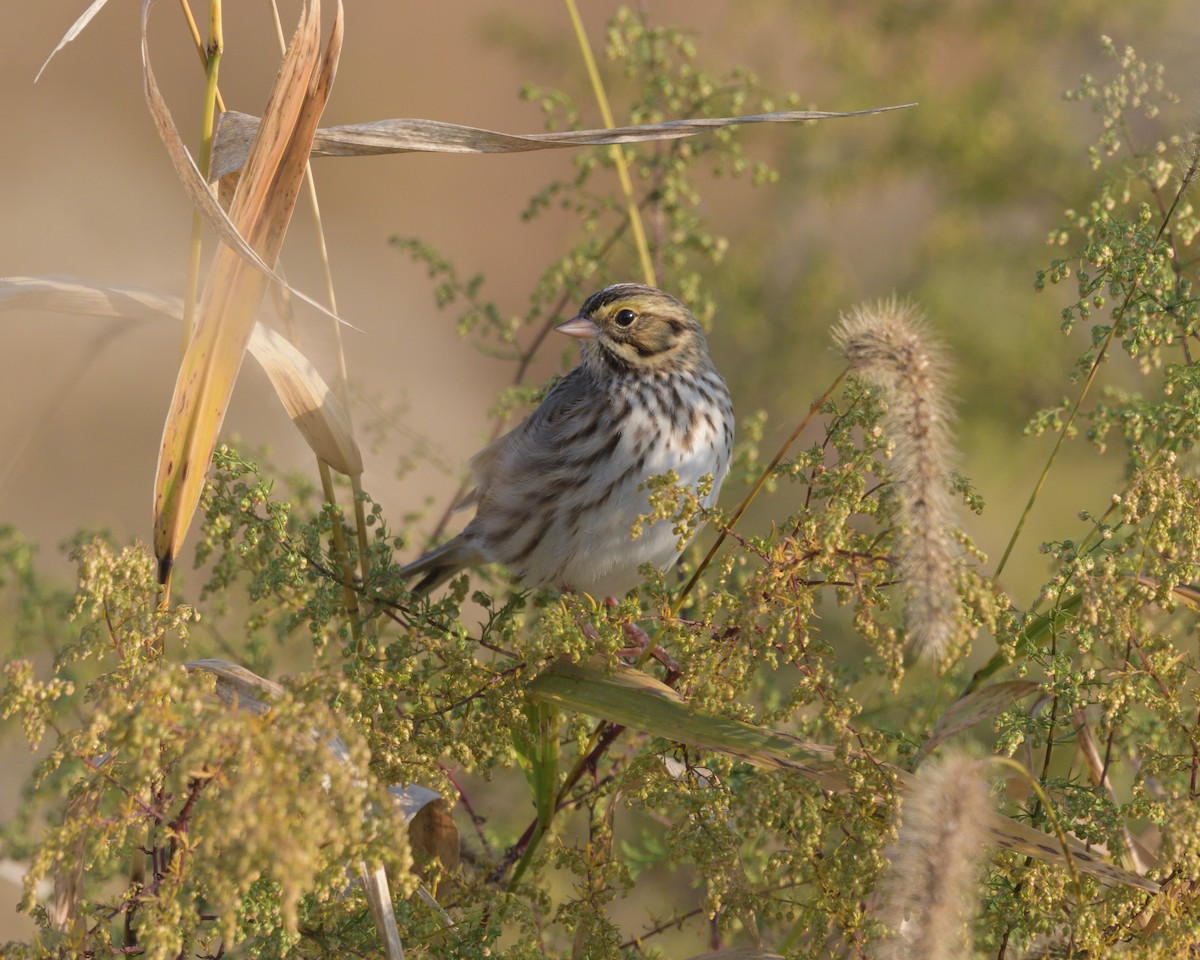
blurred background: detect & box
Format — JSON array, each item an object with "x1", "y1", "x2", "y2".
[{"x1": 2, "y1": 0, "x2": 1197, "y2": 942}]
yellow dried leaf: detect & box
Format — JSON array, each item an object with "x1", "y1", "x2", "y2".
[{"x1": 152, "y1": 2, "x2": 343, "y2": 591}]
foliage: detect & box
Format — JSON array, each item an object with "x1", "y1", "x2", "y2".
[{"x1": 5, "y1": 8, "x2": 1200, "y2": 960}]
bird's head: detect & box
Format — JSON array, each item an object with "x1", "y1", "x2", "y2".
[{"x1": 556, "y1": 283, "x2": 709, "y2": 375}]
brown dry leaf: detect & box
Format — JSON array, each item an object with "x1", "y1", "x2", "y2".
[
  {"x1": 210, "y1": 103, "x2": 914, "y2": 179},
  {"x1": 391, "y1": 785, "x2": 460, "y2": 876},
  {"x1": 0, "y1": 275, "x2": 362, "y2": 479},
  {"x1": 152, "y1": 1, "x2": 344, "y2": 591}
]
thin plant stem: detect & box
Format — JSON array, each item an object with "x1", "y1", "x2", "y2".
[
  {"x1": 673, "y1": 367, "x2": 849, "y2": 615},
  {"x1": 320, "y1": 461, "x2": 363, "y2": 645},
  {"x1": 990, "y1": 756, "x2": 1085, "y2": 900},
  {"x1": 502, "y1": 371, "x2": 851, "y2": 867},
  {"x1": 266, "y1": 1, "x2": 373, "y2": 617},
  {"x1": 994, "y1": 150, "x2": 1199, "y2": 582},
  {"x1": 630, "y1": 367, "x2": 849, "y2": 671},
  {"x1": 179, "y1": 0, "x2": 224, "y2": 352},
  {"x1": 177, "y1": 0, "x2": 228, "y2": 112},
  {"x1": 559, "y1": 369, "x2": 844, "y2": 796},
  {"x1": 564, "y1": 0, "x2": 657, "y2": 288},
  {"x1": 992, "y1": 317, "x2": 1121, "y2": 581}
]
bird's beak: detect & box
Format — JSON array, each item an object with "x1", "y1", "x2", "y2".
[{"x1": 555, "y1": 314, "x2": 601, "y2": 340}]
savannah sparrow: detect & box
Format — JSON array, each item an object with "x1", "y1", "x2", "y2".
[{"x1": 401, "y1": 283, "x2": 734, "y2": 598}]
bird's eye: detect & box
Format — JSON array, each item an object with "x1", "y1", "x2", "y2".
[{"x1": 614, "y1": 308, "x2": 637, "y2": 327}]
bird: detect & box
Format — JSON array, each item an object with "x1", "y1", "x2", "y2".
[{"x1": 400, "y1": 283, "x2": 735, "y2": 599}]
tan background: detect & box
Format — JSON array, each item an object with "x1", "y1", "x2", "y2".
[{"x1": 2, "y1": 0, "x2": 1198, "y2": 945}]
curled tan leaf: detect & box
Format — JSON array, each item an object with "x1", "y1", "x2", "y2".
[
  {"x1": 0, "y1": 275, "x2": 363, "y2": 484},
  {"x1": 248, "y1": 323, "x2": 362, "y2": 475},
  {"x1": 186, "y1": 658, "x2": 284, "y2": 714},
  {"x1": 391, "y1": 785, "x2": 460, "y2": 875}
]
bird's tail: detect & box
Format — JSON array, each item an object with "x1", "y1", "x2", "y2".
[{"x1": 399, "y1": 535, "x2": 482, "y2": 594}]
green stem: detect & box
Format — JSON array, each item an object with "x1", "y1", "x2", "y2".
[
  {"x1": 179, "y1": 0, "x2": 223, "y2": 352},
  {"x1": 992, "y1": 314, "x2": 1120, "y2": 581},
  {"x1": 320, "y1": 462, "x2": 363, "y2": 648},
  {"x1": 676, "y1": 368, "x2": 848, "y2": 613},
  {"x1": 507, "y1": 704, "x2": 560, "y2": 891},
  {"x1": 993, "y1": 149, "x2": 1197, "y2": 581},
  {"x1": 991, "y1": 756, "x2": 1085, "y2": 901},
  {"x1": 564, "y1": 0, "x2": 657, "y2": 287}
]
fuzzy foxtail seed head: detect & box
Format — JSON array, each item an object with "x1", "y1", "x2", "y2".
[
  {"x1": 833, "y1": 298, "x2": 960, "y2": 658},
  {"x1": 876, "y1": 750, "x2": 991, "y2": 960}
]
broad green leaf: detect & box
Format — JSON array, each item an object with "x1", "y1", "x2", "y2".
[
  {"x1": 530, "y1": 657, "x2": 856, "y2": 794},
  {"x1": 529, "y1": 657, "x2": 1159, "y2": 893}
]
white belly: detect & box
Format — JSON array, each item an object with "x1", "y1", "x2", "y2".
[{"x1": 521, "y1": 394, "x2": 732, "y2": 598}]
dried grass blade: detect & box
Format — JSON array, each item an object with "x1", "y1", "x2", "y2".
[
  {"x1": 0, "y1": 275, "x2": 361, "y2": 476},
  {"x1": 153, "y1": 2, "x2": 344, "y2": 589},
  {"x1": 0, "y1": 274, "x2": 183, "y2": 324},
  {"x1": 187, "y1": 658, "x2": 418, "y2": 957},
  {"x1": 186, "y1": 658, "x2": 284, "y2": 713},
  {"x1": 210, "y1": 103, "x2": 915, "y2": 178},
  {"x1": 530, "y1": 657, "x2": 852, "y2": 792},
  {"x1": 139, "y1": 0, "x2": 348, "y2": 329},
  {"x1": 917, "y1": 680, "x2": 1040, "y2": 758},
  {"x1": 247, "y1": 323, "x2": 362, "y2": 475},
  {"x1": 36, "y1": 0, "x2": 113, "y2": 82},
  {"x1": 359, "y1": 862, "x2": 406, "y2": 960},
  {"x1": 1072, "y1": 706, "x2": 1156, "y2": 875},
  {"x1": 51, "y1": 789, "x2": 99, "y2": 935}
]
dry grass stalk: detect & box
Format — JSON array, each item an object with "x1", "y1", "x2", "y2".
[
  {"x1": 833, "y1": 298, "x2": 960, "y2": 657},
  {"x1": 1072, "y1": 705, "x2": 1156, "y2": 876},
  {"x1": 209, "y1": 104, "x2": 916, "y2": 179}
]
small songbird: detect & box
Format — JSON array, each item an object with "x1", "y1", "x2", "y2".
[{"x1": 400, "y1": 283, "x2": 735, "y2": 598}]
